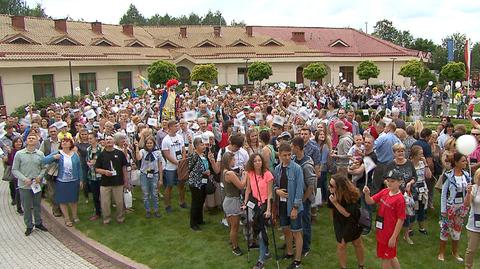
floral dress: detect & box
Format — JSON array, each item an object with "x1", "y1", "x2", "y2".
[{"x1": 440, "y1": 171, "x2": 470, "y2": 241}]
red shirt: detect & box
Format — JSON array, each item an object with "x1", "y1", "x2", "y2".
[
  {"x1": 329, "y1": 119, "x2": 353, "y2": 148},
  {"x1": 372, "y1": 188, "x2": 406, "y2": 244}
]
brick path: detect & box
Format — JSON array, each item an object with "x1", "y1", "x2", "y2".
[{"x1": 0, "y1": 181, "x2": 97, "y2": 269}]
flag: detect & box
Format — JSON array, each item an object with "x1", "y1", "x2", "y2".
[
  {"x1": 138, "y1": 74, "x2": 150, "y2": 89},
  {"x1": 447, "y1": 39, "x2": 454, "y2": 62},
  {"x1": 465, "y1": 39, "x2": 471, "y2": 81}
]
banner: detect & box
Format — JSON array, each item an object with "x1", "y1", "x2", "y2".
[
  {"x1": 447, "y1": 39, "x2": 454, "y2": 62},
  {"x1": 465, "y1": 39, "x2": 471, "y2": 81}
]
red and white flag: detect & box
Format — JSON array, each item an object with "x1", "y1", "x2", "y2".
[{"x1": 465, "y1": 39, "x2": 471, "y2": 81}]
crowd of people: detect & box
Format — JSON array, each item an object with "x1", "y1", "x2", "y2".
[{"x1": 1, "y1": 79, "x2": 480, "y2": 269}]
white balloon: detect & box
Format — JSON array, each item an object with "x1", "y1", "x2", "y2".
[
  {"x1": 456, "y1": 135, "x2": 477, "y2": 156},
  {"x1": 455, "y1": 81, "x2": 462, "y2": 89},
  {"x1": 428, "y1": 81, "x2": 433, "y2": 86}
]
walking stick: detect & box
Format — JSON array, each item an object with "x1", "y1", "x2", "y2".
[
  {"x1": 246, "y1": 207, "x2": 250, "y2": 264},
  {"x1": 269, "y1": 217, "x2": 280, "y2": 269}
]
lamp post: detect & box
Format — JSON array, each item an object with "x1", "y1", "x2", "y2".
[{"x1": 390, "y1": 57, "x2": 397, "y2": 87}]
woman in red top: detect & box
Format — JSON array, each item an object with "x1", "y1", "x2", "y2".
[
  {"x1": 218, "y1": 120, "x2": 233, "y2": 149},
  {"x1": 243, "y1": 153, "x2": 273, "y2": 269},
  {"x1": 364, "y1": 169, "x2": 406, "y2": 269}
]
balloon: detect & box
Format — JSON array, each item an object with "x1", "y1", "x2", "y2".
[
  {"x1": 456, "y1": 135, "x2": 477, "y2": 156},
  {"x1": 428, "y1": 81, "x2": 433, "y2": 86},
  {"x1": 455, "y1": 81, "x2": 462, "y2": 89}
]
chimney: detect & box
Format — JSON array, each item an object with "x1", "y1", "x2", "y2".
[
  {"x1": 213, "y1": 26, "x2": 221, "y2": 37},
  {"x1": 11, "y1": 16, "x2": 25, "y2": 31},
  {"x1": 180, "y1": 26, "x2": 187, "y2": 38},
  {"x1": 246, "y1": 26, "x2": 253, "y2": 37},
  {"x1": 54, "y1": 19, "x2": 67, "y2": 33},
  {"x1": 291, "y1": 31, "x2": 305, "y2": 42},
  {"x1": 91, "y1": 21, "x2": 102, "y2": 34},
  {"x1": 122, "y1": 24, "x2": 134, "y2": 36}
]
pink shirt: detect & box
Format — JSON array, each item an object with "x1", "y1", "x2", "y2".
[
  {"x1": 248, "y1": 170, "x2": 273, "y2": 204},
  {"x1": 469, "y1": 145, "x2": 480, "y2": 163}
]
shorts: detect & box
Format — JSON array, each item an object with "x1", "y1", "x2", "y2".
[
  {"x1": 223, "y1": 196, "x2": 242, "y2": 217},
  {"x1": 279, "y1": 209, "x2": 303, "y2": 232},
  {"x1": 377, "y1": 241, "x2": 397, "y2": 259},
  {"x1": 163, "y1": 170, "x2": 179, "y2": 187},
  {"x1": 403, "y1": 215, "x2": 416, "y2": 228}
]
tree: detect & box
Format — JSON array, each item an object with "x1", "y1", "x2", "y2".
[
  {"x1": 303, "y1": 62, "x2": 328, "y2": 82},
  {"x1": 356, "y1": 60, "x2": 380, "y2": 85},
  {"x1": 440, "y1": 62, "x2": 466, "y2": 82},
  {"x1": 201, "y1": 10, "x2": 226, "y2": 25},
  {"x1": 399, "y1": 60, "x2": 424, "y2": 82},
  {"x1": 191, "y1": 64, "x2": 218, "y2": 83},
  {"x1": 0, "y1": 0, "x2": 47, "y2": 17},
  {"x1": 430, "y1": 45, "x2": 448, "y2": 71},
  {"x1": 416, "y1": 67, "x2": 437, "y2": 90},
  {"x1": 442, "y1": 33, "x2": 467, "y2": 64},
  {"x1": 471, "y1": 42, "x2": 480, "y2": 71},
  {"x1": 395, "y1": 30, "x2": 414, "y2": 48},
  {"x1": 119, "y1": 4, "x2": 146, "y2": 25},
  {"x1": 409, "y1": 38, "x2": 436, "y2": 52},
  {"x1": 372, "y1": 19, "x2": 398, "y2": 43},
  {"x1": 247, "y1": 62, "x2": 272, "y2": 85},
  {"x1": 147, "y1": 60, "x2": 179, "y2": 86}
]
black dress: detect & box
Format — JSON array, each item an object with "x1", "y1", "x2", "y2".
[{"x1": 328, "y1": 199, "x2": 362, "y2": 243}]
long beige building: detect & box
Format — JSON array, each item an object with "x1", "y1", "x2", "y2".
[{"x1": 0, "y1": 15, "x2": 429, "y2": 114}]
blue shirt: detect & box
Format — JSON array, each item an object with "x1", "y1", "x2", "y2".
[
  {"x1": 304, "y1": 140, "x2": 321, "y2": 166},
  {"x1": 374, "y1": 132, "x2": 401, "y2": 164}
]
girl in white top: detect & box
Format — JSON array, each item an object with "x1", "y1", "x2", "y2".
[{"x1": 464, "y1": 169, "x2": 480, "y2": 269}]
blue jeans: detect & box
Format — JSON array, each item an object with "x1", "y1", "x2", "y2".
[
  {"x1": 302, "y1": 200, "x2": 312, "y2": 252},
  {"x1": 360, "y1": 193, "x2": 372, "y2": 233},
  {"x1": 318, "y1": 171, "x2": 328, "y2": 203},
  {"x1": 259, "y1": 232, "x2": 269, "y2": 263},
  {"x1": 140, "y1": 173, "x2": 159, "y2": 212}
]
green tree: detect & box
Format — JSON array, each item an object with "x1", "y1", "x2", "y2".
[
  {"x1": 372, "y1": 19, "x2": 398, "y2": 43},
  {"x1": 147, "y1": 60, "x2": 179, "y2": 86},
  {"x1": 442, "y1": 33, "x2": 467, "y2": 64},
  {"x1": 247, "y1": 62, "x2": 273, "y2": 85},
  {"x1": 416, "y1": 67, "x2": 437, "y2": 90},
  {"x1": 356, "y1": 60, "x2": 380, "y2": 85},
  {"x1": 409, "y1": 38, "x2": 436, "y2": 52},
  {"x1": 201, "y1": 10, "x2": 226, "y2": 25},
  {"x1": 303, "y1": 62, "x2": 328, "y2": 82},
  {"x1": 430, "y1": 45, "x2": 448, "y2": 71},
  {"x1": 191, "y1": 64, "x2": 218, "y2": 83},
  {"x1": 440, "y1": 62, "x2": 466, "y2": 82},
  {"x1": 0, "y1": 0, "x2": 46, "y2": 17},
  {"x1": 119, "y1": 4, "x2": 147, "y2": 25},
  {"x1": 399, "y1": 60, "x2": 424, "y2": 82},
  {"x1": 471, "y1": 42, "x2": 480, "y2": 71},
  {"x1": 395, "y1": 30, "x2": 414, "y2": 48}
]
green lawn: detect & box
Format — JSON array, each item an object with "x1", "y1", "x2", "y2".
[{"x1": 74, "y1": 186, "x2": 479, "y2": 269}]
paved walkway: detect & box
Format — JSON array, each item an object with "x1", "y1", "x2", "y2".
[{"x1": 0, "y1": 181, "x2": 97, "y2": 269}]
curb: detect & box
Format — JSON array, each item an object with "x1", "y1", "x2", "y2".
[{"x1": 41, "y1": 201, "x2": 150, "y2": 269}]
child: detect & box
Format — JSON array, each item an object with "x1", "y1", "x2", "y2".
[
  {"x1": 363, "y1": 169, "x2": 406, "y2": 269},
  {"x1": 347, "y1": 134, "x2": 364, "y2": 164},
  {"x1": 403, "y1": 190, "x2": 415, "y2": 245}
]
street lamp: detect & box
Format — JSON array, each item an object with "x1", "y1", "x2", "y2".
[
  {"x1": 390, "y1": 57, "x2": 397, "y2": 86},
  {"x1": 244, "y1": 58, "x2": 250, "y2": 88}
]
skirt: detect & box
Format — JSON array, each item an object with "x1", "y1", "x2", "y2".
[
  {"x1": 223, "y1": 196, "x2": 242, "y2": 217},
  {"x1": 55, "y1": 180, "x2": 80, "y2": 204}
]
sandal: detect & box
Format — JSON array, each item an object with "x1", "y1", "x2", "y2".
[
  {"x1": 65, "y1": 221, "x2": 73, "y2": 227},
  {"x1": 73, "y1": 218, "x2": 80, "y2": 223}
]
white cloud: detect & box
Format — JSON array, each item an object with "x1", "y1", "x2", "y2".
[{"x1": 26, "y1": 0, "x2": 480, "y2": 43}]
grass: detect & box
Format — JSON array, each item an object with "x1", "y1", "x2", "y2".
[{"x1": 73, "y1": 186, "x2": 480, "y2": 269}]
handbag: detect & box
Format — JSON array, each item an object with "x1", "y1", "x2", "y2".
[
  {"x1": 2, "y1": 165, "x2": 14, "y2": 181},
  {"x1": 358, "y1": 207, "x2": 371, "y2": 231},
  {"x1": 124, "y1": 190, "x2": 133, "y2": 209},
  {"x1": 46, "y1": 162, "x2": 59, "y2": 177},
  {"x1": 205, "y1": 176, "x2": 216, "y2": 194},
  {"x1": 313, "y1": 187, "x2": 322, "y2": 207},
  {"x1": 130, "y1": 170, "x2": 140, "y2": 186},
  {"x1": 177, "y1": 155, "x2": 192, "y2": 181}
]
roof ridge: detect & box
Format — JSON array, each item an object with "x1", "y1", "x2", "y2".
[{"x1": 349, "y1": 28, "x2": 419, "y2": 55}]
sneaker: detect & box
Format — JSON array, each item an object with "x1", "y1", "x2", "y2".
[
  {"x1": 252, "y1": 261, "x2": 265, "y2": 269},
  {"x1": 145, "y1": 212, "x2": 152, "y2": 218},
  {"x1": 404, "y1": 237, "x2": 414, "y2": 245},
  {"x1": 264, "y1": 251, "x2": 272, "y2": 260},
  {"x1": 89, "y1": 215, "x2": 100, "y2": 221},
  {"x1": 419, "y1": 229, "x2": 428, "y2": 235},
  {"x1": 221, "y1": 218, "x2": 229, "y2": 227},
  {"x1": 302, "y1": 249, "x2": 310, "y2": 257},
  {"x1": 249, "y1": 243, "x2": 259, "y2": 249},
  {"x1": 191, "y1": 225, "x2": 201, "y2": 232},
  {"x1": 165, "y1": 206, "x2": 173, "y2": 214},
  {"x1": 282, "y1": 254, "x2": 294, "y2": 260},
  {"x1": 232, "y1": 247, "x2": 243, "y2": 256},
  {"x1": 25, "y1": 228, "x2": 33, "y2": 236},
  {"x1": 179, "y1": 203, "x2": 189, "y2": 209},
  {"x1": 34, "y1": 224, "x2": 48, "y2": 232},
  {"x1": 287, "y1": 260, "x2": 301, "y2": 269}
]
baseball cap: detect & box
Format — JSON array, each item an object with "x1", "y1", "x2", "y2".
[
  {"x1": 384, "y1": 169, "x2": 403, "y2": 181},
  {"x1": 277, "y1": 131, "x2": 292, "y2": 140}
]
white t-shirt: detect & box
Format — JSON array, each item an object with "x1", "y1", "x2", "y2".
[
  {"x1": 161, "y1": 134, "x2": 184, "y2": 171},
  {"x1": 466, "y1": 185, "x2": 480, "y2": 232},
  {"x1": 139, "y1": 149, "x2": 164, "y2": 173},
  {"x1": 216, "y1": 146, "x2": 249, "y2": 170},
  {"x1": 61, "y1": 151, "x2": 73, "y2": 180}
]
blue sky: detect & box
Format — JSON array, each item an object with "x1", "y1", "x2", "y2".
[{"x1": 26, "y1": 0, "x2": 480, "y2": 44}]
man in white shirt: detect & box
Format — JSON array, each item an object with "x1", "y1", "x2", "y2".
[
  {"x1": 216, "y1": 133, "x2": 249, "y2": 173},
  {"x1": 161, "y1": 120, "x2": 187, "y2": 213}
]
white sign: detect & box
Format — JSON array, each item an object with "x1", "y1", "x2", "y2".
[
  {"x1": 147, "y1": 118, "x2": 157, "y2": 126},
  {"x1": 84, "y1": 109, "x2": 96, "y2": 119},
  {"x1": 147, "y1": 90, "x2": 153, "y2": 95},
  {"x1": 362, "y1": 109, "x2": 369, "y2": 116},
  {"x1": 111, "y1": 106, "x2": 119, "y2": 113},
  {"x1": 236, "y1": 111, "x2": 246, "y2": 121},
  {"x1": 279, "y1": 82, "x2": 287, "y2": 90},
  {"x1": 114, "y1": 95, "x2": 120, "y2": 100},
  {"x1": 272, "y1": 115, "x2": 285, "y2": 126},
  {"x1": 183, "y1": 111, "x2": 197, "y2": 122},
  {"x1": 126, "y1": 122, "x2": 135, "y2": 133},
  {"x1": 123, "y1": 88, "x2": 129, "y2": 93},
  {"x1": 85, "y1": 98, "x2": 91, "y2": 105},
  {"x1": 92, "y1": 101, "x2": 99, "y2": 107}
]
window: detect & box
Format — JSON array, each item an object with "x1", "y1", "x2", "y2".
[
  {"x1": 339, "y1": 66, "x2": 354, "y2": 84},
  {"x1": 56, "y1": 39, "x2": 77, "y2": 46},
  {"x1": 237, "y1": 68, "x2": 252, "y2": 85},
  {"x1": 32, "y1": 74, "x2": 55, "y2": 101},
  {"x1": 79, "y1": 73, "x2": 96, "y2": 94},
  {"x1": 117, "y1": 71, "x2": 132, "y2": 92}
]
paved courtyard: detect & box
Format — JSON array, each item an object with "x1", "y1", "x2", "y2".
[{"x1": 0, "y1": 181, "x2": 97, "y2": 269}]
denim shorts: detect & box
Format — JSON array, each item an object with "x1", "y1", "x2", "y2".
[
  {"x1": 279, "y1": 209, "x2": 303, "y2": 232},
  {"x1": 163, "y1": 170, "x2": 179, "y2": 187}
]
